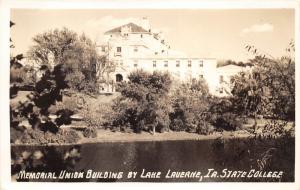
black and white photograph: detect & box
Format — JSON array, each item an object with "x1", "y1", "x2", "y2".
[{"x1": 0, "y1": 0, "x2": 299, "y2": 189}]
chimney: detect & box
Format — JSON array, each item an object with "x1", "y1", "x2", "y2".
[{"x1": 140, "y1": 17, "x2": 150, "y2": 32}]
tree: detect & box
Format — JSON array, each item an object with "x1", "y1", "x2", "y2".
[
  {"x1": 28, "y1": 28, "x2": 78, "y2": 67},
  {"x1": 10, "y1": 23, "x2": 79, "y2": 144},
  {"x1": 169, "y1": 79, "x2": 214, "y2": 133},
  {"x1": 27, "y1": 28, "x2": 99, "y2": 93},
  {"x1": 231, "y1": 43, "x2": 295, "y2": 135},
  {"x1": 94, "y1": 55, "x2": 116, "y2": 92},
  {"x1": 110, "y1": 70, "x2": 172, "y2": 134}
]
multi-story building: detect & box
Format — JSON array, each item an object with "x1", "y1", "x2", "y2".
[
  {"x1": 98, "y1": 17, "x2": 250, "y2": 96},
  {"x1": 216, "y1": 64, "x2": 252, "y2": 96}
]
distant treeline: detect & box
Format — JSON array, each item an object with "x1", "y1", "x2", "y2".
[{"x1": 217, "y1": 59, "x2": 254, "y2": 68}]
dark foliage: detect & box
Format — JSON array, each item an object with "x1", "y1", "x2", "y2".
[
  {"x1": 110, "y1": 70, "x2": 172, "y2": 134},
  {"x1": 10, "y1": 63, "x2": 75, "y2": 143},
  {"x1": 169, "y1": 79, "x2": 214, "y2": 134},
  {"x1": 83, "y1": 127, "x2": 97, "y2": 138},
  {"x1": 11, "y1": 146, "x2": 82, "y2": 181}
]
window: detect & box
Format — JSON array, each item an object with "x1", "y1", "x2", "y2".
[
  {"x1": 199, "y1": 75, "x2": 203, "y2": 79},
  {"x1": 219, "y1": 75, "x2": 224, "y2": 83},
  {"x1": 188, "y1": 60, "x2": 192, "y2": 67},
  {"x1": 164, "y1": 61, "x2": 168, "y2": 67},
  {"x1": 199, "y1": 60, "x2": 203, "y2": 67},
  {"x1": 155, "y1": 52, "x2": 158, "y2": 55},
  {"x1": 140, "y1": 34, "x2": 143, "y2": 38},
  {"x1": 134, "y1": 60, "x2": 138, "y2": 67},
  {"x1": 134, "y1": 47, "x2": 138, "y2": 52},
  {"x1": 101, "y1": 46, "x2": 106, "y2": 52},
  {"x1": 110, "y1": 35, "x2": 112, "y2": 37},
  {"x1": 176, "y1": 60, "x2": 180, "y2": 67},
  {"x1": 117, "y1": 47, "x2": 122, "y2": 52},
  {"x1": 153, "y1": 60, "x2": 157, "y2": 67}
]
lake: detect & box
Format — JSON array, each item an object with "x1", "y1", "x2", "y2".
[{"x1": 11, "y1": 137, "x2": 294, "y2": 182}]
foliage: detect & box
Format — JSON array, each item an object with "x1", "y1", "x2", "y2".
[
  {"x1": 11, "y1": 146, "x2": 82, "y2": 182},
  {"x1": 10, "y1": 23, "x2": 35, "y2": 91},
  {"x1": 11, "y1": 127, "x2": 80, "y2": 145},
  {"x1": 208, "y1": 97, "x2": 243, "y2": 131},
  {"x1": 81, "y1": 98, "x2": 113, "y2": 128},
  {"x1": 212, "y1": 113, "x2": 243, "y2": 131},
  {"x1": 10, "y1": 23, "x2": 76, "y2": 138},
  {"x1": 11, "y1": 64, "x2": 71, "y2": 134},
  {"x1": 10, "y1": 65, "x2": 36, "y2": 87},
  {"x1": 10, "y1": 67, "x2": 27, "y2": 83},
  {"x1": 196, "y1": 120, "x2": 215, "y2": 135},
  {"x1": 230, "y1": 43, "x2": 295, "y2": 134},
  {"x1": 217, "y1": 59, "x2": 253, "y2": 68},
  {"x1": 27, "y1": 28, "x2": 99, "y2": 94},
  {"x1": 11, "y1": 22, "x2": 73, "y2": 138},
  {"x1": 169, "y1": 79, "x2": 213, "y2": 134},
  {"x1": 83, "y1": 127, "x2": 97, "y2": 138},
  {"x1": 110, "y1": 70, "x2": 172, "y2": 134}
]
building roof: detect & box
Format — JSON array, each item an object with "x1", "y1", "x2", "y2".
[{"x1": 104, "y1": 23, "x2": 149, "y2": 34}]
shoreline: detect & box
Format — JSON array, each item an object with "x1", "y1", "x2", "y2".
[{"x1": 11, "y1": 129, "x2": 256, "y2": 146}]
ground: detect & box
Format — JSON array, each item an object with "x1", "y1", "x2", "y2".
[{"x1": 77, "y1": 128, "x2": 252, "y2": 144}]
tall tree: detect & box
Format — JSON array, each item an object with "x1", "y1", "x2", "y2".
[
  {"x1": 27, "y1": 28, "x2": 100, "y2": 93},
  {"x1": 231, "y1": 42, "x2": 295, "y2": 134}
]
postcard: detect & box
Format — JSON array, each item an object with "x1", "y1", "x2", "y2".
[{"x1": 0, "y1": 0, "x2": 299, "y2": 190}]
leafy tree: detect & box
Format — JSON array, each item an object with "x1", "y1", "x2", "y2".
[
  {"x1": 28, "y1": 28, "x2": 78, "y2": 67},
  {"x1": 10, "y1": 22, "x2": 78, "y2": 143},
  {"x1": 169, "y1": 79, "x2": 214, "y2": 133},
  {"x1": 110, "y1": 70, "x2": 172, "y2": 134},
  {"x1": 231, "y1": 43, "x2": 295, "y2": 134},
  {"x1": 27, "y1": 28, "x2": 99, "y2": 93}
]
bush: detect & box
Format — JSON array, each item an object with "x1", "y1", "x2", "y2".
[
  {"x1": 83, "y1": 127, "x2": 97, "y2": 138},
  {"x1": 169, "y1": 79, "x2": 212, "y2": 133},
  {"x1": 212, "y1": 113, "x2": 243, "y2": 131},
  {"x1": 110, "y1": 70, "x2": 172, "y2": 134},
  {"x1": 10, "y1": 67, "x2": 27, "y2": 83},
  {"x1": 196, "y1": 121, "x2": 215, "y2": 135},
  {"x1": 11, "y1": 128, "x2": 80, "y2": 145},
  {"x1": 49, "y1": 93, "x2": 86, "y2": 114},
  {"x1": 83, "y1": 102, "x2": 113, "y2": 128}
]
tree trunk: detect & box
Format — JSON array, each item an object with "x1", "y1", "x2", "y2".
[
  {"x1": 152, "y1": 125, "x2": 156, "y2": 135},
  {"x1": 253, "y1": 113, "x2": 257, "y2": 136}
]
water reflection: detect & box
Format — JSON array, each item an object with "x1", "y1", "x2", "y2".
[{"x1": 11, "y1": 137, "x2": 295, "y2": 182}]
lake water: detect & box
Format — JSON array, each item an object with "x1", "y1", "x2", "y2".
[{"x1": 11, "y1": 137, "x2": 294, "y2": 182}]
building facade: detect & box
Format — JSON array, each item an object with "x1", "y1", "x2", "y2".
[{"x1": 98, "y1": 18, "x2": 248, "y2": 96}]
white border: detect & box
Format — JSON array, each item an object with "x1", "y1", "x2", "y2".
[{"x1": 0, "y1": 1, "x2": 299, "y2": 190}]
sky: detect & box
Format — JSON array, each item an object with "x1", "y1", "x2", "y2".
[{"x1": 10, "y1": 9, "x2": 295, "y2": 62}]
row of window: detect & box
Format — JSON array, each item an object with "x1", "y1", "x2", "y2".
[{"x1": 133, "y1": 60, "x2": 204, "y2": 68}]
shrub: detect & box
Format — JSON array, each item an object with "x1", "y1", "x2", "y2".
[
  {"x1": 83, "y1": 127, "x2": 97, "y2": 138},
  {"x1": 65, "y1": 70, "x2": 85, "y2": 91},
  {"x1": 196, "y1": 121, "x2": 215, "y2": 135},
  {"x1": 10, "y1": 67, "x2": 27, "y2": 83},
  {"x1": 212, "y1": 113, "x2": 243, "y2": 131},
  {"x1": 12, "y1": 128, "x2": 80, "y2": 145},
  {"x1": 83, "y1": 102, "x2": 113, "y2": 128}
]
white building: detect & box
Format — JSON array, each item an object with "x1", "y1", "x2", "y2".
[
  {"x1": 216, "y1": 64, "x2": 252, "y2": 96},
  {"x1": 98, "y1": 18, "x2": 248, "y2": 96}
]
